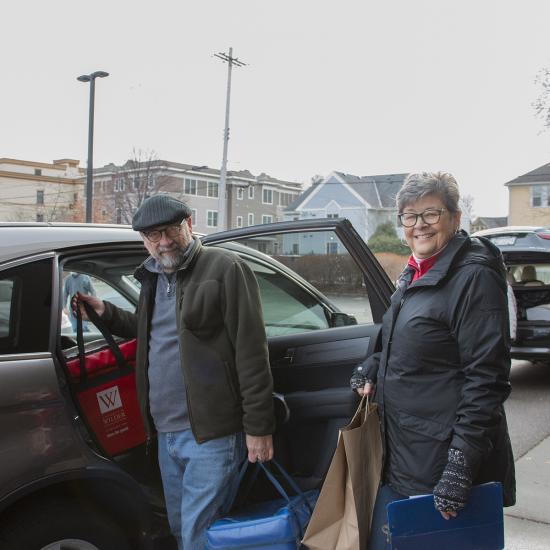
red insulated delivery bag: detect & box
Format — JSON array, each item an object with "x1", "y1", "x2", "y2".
[{"x1": 66, "y1": 303, "x2": 146, "y2": 456}]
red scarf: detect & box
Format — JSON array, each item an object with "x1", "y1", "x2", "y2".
[{"x1": 407, "y1": 253, "x2": 440, "y2": 282}]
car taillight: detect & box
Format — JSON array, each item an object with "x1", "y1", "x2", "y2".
[{"x1": 536, "y1": 231, "x2": 550, "y2": 240}]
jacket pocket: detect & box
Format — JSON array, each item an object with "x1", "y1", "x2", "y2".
[{"x1": 397, "y1": 411, "x2": 452, "y2": 442}]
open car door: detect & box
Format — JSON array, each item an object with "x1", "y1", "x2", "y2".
[{"x1": 203, "y1": 218, "x2": 395, "y2": 488}]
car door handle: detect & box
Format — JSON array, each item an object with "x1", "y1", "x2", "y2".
[
  {"x1": 271, "y1": 347, "x2": 295, "y2": 367},
  {"x1": 283, "y1": 348, "x2": 295, "y2": 364}
]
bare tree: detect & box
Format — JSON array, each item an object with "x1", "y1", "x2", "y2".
[
  {"x1": 459, "y1": 194, "x2": 475, "y2": 219},
  {"x1": 533, "y1": 67, "x2": 550, "y2": 130},
  {"x1": 112, "y1": 148, "x2": 171, "y2": 224}
]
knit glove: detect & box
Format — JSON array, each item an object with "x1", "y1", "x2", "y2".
[
  {"x1": 433, "y1": 448, "x2": 473, "y2": 514},
  {"x1": 349, "y1": 365, "x2": 373, "y2": 391}
]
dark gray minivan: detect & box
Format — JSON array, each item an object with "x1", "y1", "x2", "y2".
[{"x1": 0, "y1": 219, "x2": 393, "y2": 549}]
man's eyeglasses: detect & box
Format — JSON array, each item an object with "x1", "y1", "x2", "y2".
[
  {"x1": 397, "y1": 208, "x2": 447, "y2": 228},
  {"x1": 142, "y1": 223, "x2": 183, "y2": 243}
]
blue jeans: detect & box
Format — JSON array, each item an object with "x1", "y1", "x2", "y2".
[
  {"x1": 368, "y1": 484, "x2": 408, "y2": 550},
  {"x1": 157, "y1": 430, "x2": 246, "y2": 550}
]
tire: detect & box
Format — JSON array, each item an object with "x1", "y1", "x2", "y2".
[{"x1": 0, "y1": 497, "x2": 131, "y2": 550}]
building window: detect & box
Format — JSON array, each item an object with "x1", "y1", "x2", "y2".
[
  {"x1": 248, "y1": 186, "x2": 254, "y2": 200},
  {"x1": 279, "y1": 192, "x2": 294, "y2": 206},
  {"x1": 327, "y1": 213, "x2": 339, "y2": 219},
  {"x1": 147, "y1": 174, "x2": 156, "y2": 189},
  {"x1": 184, "y1": 178, "x2": 197, "y2": 195},
  {"x1": 36, "y1": 213, "x2": 44, "y2": 222},
  {"x1": 237, "y1": 188, "x2": 244, "y2": 200},
  {"x1": 207, "y1": 181, "x2": 219, "y2": 198},
  {"x1": 532, "y1": 185, "x2": 550, "y2": 207},
  {"x1": 248, "y1": 213, "x2": 254, "y2": 226},
  {"x1": 236, "y1": 216, "x2": 243, "y2": 228},
  {"x1": 114, "y1": 178, "x2": 125, "y2": 192},
  {"x1": 292, "y1": 243, "x2": 299, "y2": 255},
  {"x1": 116, "y1": 208, "x2": 122, "y2": 224},
  {"x1": 262, "y1": 215, "x2": 273, "y2": 224},
  {"x1": 34, "y1": 168, "x2": 42, "y2": 176},
  {"x1": 207, "y1": 210, "x2": 218, "y2": 227},
  {"x1": 132, "y1": 176, "x2": 140, "y2": 190},
  {"x1": 101, "y1": 209, "x2": 107, "y2": 218},
  {"x1": 36, "y1": 190, "x2": 44, "y2": 205},
  {"x1": 327, "y1": 241, "x2": 338, "y2": 254},
  {"x1": 262, "y1": 189, "x2": 273, "y2": 204},
  {"x1": 191, "y1": 209, "x2": 197, "y2": 225}
]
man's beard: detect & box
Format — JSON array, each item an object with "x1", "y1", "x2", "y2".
[{"x1": 154, "y1": 245, "x2": 187, "y2": 271}]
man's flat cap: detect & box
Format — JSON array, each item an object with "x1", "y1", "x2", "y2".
[{"x1": 132, "y1": 194, "x2": 192, "y2": 231}]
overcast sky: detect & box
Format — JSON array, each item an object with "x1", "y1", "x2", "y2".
[{"x1": 2, "y1": 1, "x2": 550, "y2": 217}]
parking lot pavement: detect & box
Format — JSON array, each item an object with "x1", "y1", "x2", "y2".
[{"x1": 504, "y1": 435, "x2": 550, "y2": 549}]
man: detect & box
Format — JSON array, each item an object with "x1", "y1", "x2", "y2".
[
  {"x1": 63, "y1": 272, "x2": 96, "y2": 331},
  {"x1": 75, "y1": 194, "x2": 275, "y2": 549}
]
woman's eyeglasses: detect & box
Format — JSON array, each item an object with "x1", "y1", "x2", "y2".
[{"x1": 398, "y1": 208, "x2": 447, "y2": 228}]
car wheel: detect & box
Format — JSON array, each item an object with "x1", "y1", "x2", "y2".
[{"x1": 0, "y1": 497, "x2": 132, "y2": 550}]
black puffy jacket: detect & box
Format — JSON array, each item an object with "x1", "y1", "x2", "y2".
[{"x1": 354, "y1": 231, "x2": 516, "y2": 506}]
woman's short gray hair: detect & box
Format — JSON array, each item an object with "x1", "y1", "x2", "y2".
[{"x1": 396, "y1": 172, "x2": 461, "y2": 213}]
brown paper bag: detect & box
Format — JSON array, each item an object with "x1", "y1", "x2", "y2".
[{"x1": 302, "y1": 397, "x2": 383, "y2": 550}]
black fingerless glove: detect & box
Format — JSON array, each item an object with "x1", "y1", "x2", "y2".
[
  {"x1": 350, "y1": 365, "x2": 372, "y2": 391},
  {"x1": 433, "y1": 448, "x2": 473, "y2": 514}
]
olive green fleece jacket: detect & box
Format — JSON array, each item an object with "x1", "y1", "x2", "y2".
[{"x1": 101, "y1": 237, "x2": 275, "y2": 443}]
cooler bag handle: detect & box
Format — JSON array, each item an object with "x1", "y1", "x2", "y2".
[
  {"x1": 229, "y1": 459, "x2": 314, "y2": 518},
  {"x1": 75, "y1": 299, "x2": 129, "y2": 383}
]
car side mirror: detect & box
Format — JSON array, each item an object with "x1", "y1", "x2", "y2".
[{"x1": 330, "y1": 311, "x2": 358, "y2": 327}]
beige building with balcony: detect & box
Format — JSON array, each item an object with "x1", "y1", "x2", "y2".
[
  {"x1": 0, "y1": 158, "x2": 84, "y2": 222},
  {"x1": 505, "y1": 163, "x2": 550, "y2": 226}
]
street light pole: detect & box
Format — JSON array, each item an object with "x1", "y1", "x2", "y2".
[
  {"x1": 214, "y1": 48, "x2": 246, "y2": 231},
  {"x1": 77, "y1": 70, "x2": 109, "y2": 223}
]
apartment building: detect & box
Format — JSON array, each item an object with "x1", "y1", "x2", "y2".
[
  {"x1": 92, "y1": 159, "x2": 302, "y2": 234},
  {"x1": 0, "y1": 158, "x2": 84, "y2": 222}
]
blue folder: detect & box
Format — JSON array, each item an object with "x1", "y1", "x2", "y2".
[{"x1": 387, "y1": 482, "x2": 504, "y2": 550}]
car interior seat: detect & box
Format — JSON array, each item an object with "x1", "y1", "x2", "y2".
[{"x1": 520, "y1": 265, "x2": 544, "y2": 286}]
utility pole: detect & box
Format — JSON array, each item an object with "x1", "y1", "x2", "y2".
[{"x1": 214, "y1": 47, "x2": 246, "y2": 231}]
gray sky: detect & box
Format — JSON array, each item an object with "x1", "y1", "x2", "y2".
[{"x1": 2, "y1": 0, "x2": 550, "y2": 217}]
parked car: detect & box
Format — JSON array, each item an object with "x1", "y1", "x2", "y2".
[
  {"x1": 0, "y1": 219, "x2": 394, "y2": 550},
  {"x1": 472, "y1": 225, "x2": 550, "y2": 362}
]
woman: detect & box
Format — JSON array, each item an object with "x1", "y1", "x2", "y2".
[{"x1": 350, "y1": 172, "x2": 515, "y2": 548}]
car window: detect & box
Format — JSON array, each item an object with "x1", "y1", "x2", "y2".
[
  {"x1": 213, "y1": 229, "x2": 373, "y2": 335},
  {"x1": 244, "y1": 259, "x2": 330, "y2": 337},
  {"x1": 60, "y1": 255, "x2": 142, "y2": 342},
  {"x1": 0, "y1": 259, "x2": 52, "y2": 354},
  {"x1": 0, "y1": 280, "x2": 14, "y2": 339},
  {"x1": 509, "y1": 264, "x2": 550, "y2": 284}
]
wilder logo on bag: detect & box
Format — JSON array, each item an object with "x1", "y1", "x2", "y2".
[
  {"x1": 97, "y1": 385, "x2": 122, "y2": 413},
  {"x1": 96, "y1": 385, "x2": 130, "y2": 438}
]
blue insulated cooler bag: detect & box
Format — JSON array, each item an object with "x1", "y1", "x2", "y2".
[{"x1": 206, "y1": 460, "x2": 319, "y2": 550}]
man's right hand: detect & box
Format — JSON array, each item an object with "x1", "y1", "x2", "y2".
[{"x1": 72, "y1": 292, "x2": 105, "y2": 321}]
